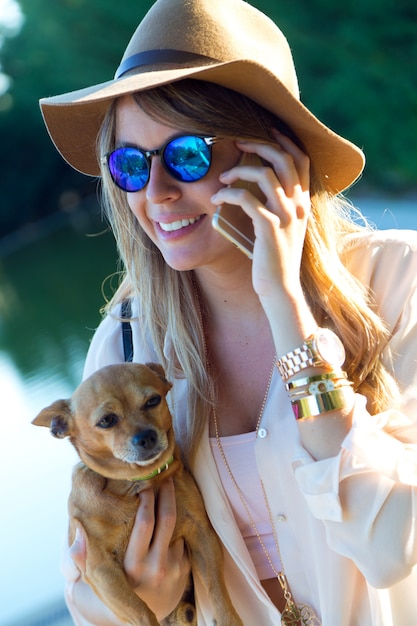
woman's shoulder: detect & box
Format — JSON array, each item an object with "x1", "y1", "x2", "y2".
[
  {"x1": 342, "y1": 228, "x2": 417, "y2": 277},
  {"x1": 342, "y1": 228, "x2": 417, "y2": 325},
  {"x1": 344, "y1": 227, "x2": 417, "y2": 255},
  {"x1": 82, "y1": 302, "x2": 127, "y2": 378},
  {"x1": 83, "y1": 298, "x2": 157, "y2": 377}
]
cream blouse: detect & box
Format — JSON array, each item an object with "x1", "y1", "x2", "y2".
[{"x1": 66, "y1": 228, "x2": 417, "y2": 626}]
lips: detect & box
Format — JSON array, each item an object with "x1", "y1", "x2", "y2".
[{"x1": 158, "y1": 215, "x2": 203, "y2": 232}]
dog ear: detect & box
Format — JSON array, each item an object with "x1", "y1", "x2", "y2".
[
  {"x1": 32, "y1": 399, "x2": 73, "y2": 439},
  {"x1": 145, "y1": 362, "x2": 173, "y2": 391}
]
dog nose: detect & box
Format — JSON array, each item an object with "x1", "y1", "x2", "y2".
[{"x1": 132, "y1": 428, "x2": 158, "y2": 450}]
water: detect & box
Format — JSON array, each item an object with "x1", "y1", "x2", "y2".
[
  {"x1": 0, "y1": 207, "x2": 118, "y2": 625},
  {"x1": 0, "y1": 197, "x2": 415, "y2": 624}
]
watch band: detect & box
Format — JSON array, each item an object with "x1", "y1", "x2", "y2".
[
  {"x1": 276, "y1": 328, "x2": 345, "y2": 382},
  {"x1": 276, "y1": 338, "x2": 324, "y2": 381}
]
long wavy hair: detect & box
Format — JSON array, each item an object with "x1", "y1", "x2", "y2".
[{"x1": 97, "y1": 79, "x2": 399, "y2": 461}]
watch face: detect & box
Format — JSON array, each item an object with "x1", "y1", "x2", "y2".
[{"x1": 315, "y1": 328, "x2": 345, "y2": 367}]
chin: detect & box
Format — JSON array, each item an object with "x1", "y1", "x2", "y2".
[{"x1": 160, "y1": 248, "x2": 205, "y2": 272}]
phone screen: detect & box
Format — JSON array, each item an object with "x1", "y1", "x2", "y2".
[{"x1": 211, "y1": 153, "x2": 267, "y2": 259}]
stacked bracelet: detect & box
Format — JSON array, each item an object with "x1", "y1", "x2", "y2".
[
  {"x1": 286, "y1": 370, "x2": 350, "y2": 395},
  {"x1": 285, "y1": 371, "x2": 354, "y2": 420},
  {"x1": 276, "y1": 328, "x2": 353, "y2": 419}
]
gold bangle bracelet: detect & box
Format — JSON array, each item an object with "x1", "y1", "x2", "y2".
[
  {"x1": 286, "y1": 370, "x2": 347, "y2": 391},
  {"x1": 291, "y1": 386, "x2": 355, "y2": 420}
]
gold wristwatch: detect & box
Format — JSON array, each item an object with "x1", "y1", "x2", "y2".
[{"x1": 276, "y1": 328, "x2": 346, "y2": 381}]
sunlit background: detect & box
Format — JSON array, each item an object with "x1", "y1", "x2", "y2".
[{"x1": 0, "y1": 0, "x2": 416, "y2": 624}]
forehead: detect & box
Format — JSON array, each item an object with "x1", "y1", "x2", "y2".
[{"x1": 115, "y1": 95, "x2": 187, "y2": 149}]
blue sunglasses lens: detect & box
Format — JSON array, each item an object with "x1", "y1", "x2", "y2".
[
  {"x1": 106, "y1": 135, "x2": 214, "y2": 192},
  {"x1": 108, "y1": 147, "x2": 149, "y2": 192},
  {"x1": 164, "y1": 136, "x2": 212, "y2": 182}
]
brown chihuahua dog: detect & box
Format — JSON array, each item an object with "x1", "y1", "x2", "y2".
[{"x1": 33, "y1": 362, "x2": 242, "y2": 626}]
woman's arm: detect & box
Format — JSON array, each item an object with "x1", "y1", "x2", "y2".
[
  {"x1": 214, "y1": 134, "x2": 417, "y2": 588},
  {"x1": 294, "y1": 232, "x2": 417, "y2": 586},
  {"x1": 212, "y1": 131, "x2": 351, "y2": 459}
]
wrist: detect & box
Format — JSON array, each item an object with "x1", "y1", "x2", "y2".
[
  {"x1": 70, "y1": 578, "x2": 120, "y2": 626},
  {"x1": 262, "y1": 296, "x2": 318, "y2": 359},
  {"x1": 296, "y1": 402, "x2": 354, "y2": 460}
]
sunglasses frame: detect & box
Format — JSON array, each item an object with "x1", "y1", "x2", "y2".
[{"x1": 102, "y1": 134, "x2": 219, "y2": 192}]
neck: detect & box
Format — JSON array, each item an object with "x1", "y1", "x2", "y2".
[{"x1": 193, "y1": 265, "x2": 264, "y2": 327}]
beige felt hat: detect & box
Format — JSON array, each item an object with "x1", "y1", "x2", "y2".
[{"x1": 39, "y1": 0, "x2": 365, "y2": 193}]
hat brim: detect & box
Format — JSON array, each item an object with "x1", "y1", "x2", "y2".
[{"x1": 40, "y1": 59, "x2": 364, "y2": 194}]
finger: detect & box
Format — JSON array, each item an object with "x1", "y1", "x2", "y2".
[
  {"x1": 224, "y1": 142, "x2": 309, "y2": 223},
  {"x1": 234, "y1": 137, "x2": 309, "y2": 198},
  {"x1": 214, "y1": 159, "x2": 295, "y2": 224},
  {"x1": 150, "y1": 477, "x2": 177, "y2": 557},
  {"x1": 125, "y1": 488, "x2": 156, "y2": 567},
  {"x1": 69, "y1": 524, "x2": 87, "y2": 574},
  {"x1": 169, "y1": 537, "x2": 191, "y2": 579},
  {"x1": 271, "y1": 129, "x2": 310, "y2": 191}
]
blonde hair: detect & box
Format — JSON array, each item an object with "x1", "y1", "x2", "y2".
[{"x1": 98, "y1": 80, "x2": 399, "y2": 461}]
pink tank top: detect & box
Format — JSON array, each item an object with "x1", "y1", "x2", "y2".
[{"x1": 210, "y1": 431, "x2": 282, "y2": 580}]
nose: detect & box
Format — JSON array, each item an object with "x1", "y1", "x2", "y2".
[
  {"x1": 145, "y1": 157, "x2": 181, "y2": 204},
  {"x1": 132, "y1": 428, "x2": 158, "y2": 450}
]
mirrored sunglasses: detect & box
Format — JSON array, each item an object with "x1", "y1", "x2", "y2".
[{"x1": 102, "y1": 135, "x2": 219, "y2": 192}]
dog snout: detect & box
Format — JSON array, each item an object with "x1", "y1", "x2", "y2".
[{"x1": 132, "y1": 428, "x2": 158, "y2": 451}]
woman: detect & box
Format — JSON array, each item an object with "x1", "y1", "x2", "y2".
[{"x1": 41, "y1": 0, "x2": 417, "y2": 624}]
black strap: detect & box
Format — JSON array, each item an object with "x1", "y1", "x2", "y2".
[
  {"x1": 115, "y1": 49, "x2": 217, "y2": 79},
  {"x1": 121, "y1": 300, "x2": 133, "y2": 363}
]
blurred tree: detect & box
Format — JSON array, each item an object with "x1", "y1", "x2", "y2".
[
  {"x1": 0, "y1": 0, "x2": 416, "y2": 236},
  {"x1": 0, "y1": 0, "x2": 153, "y2": 234},
  {"x1": 255, "y1": 0, "x2": 417, "y2": 191}
]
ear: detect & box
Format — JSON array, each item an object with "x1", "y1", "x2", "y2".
[
  {"x1": 32, "y1": 399, "x2": 73, "y2": 439},
  {"x1": 145, "y1": 362, "x2": 173, "y2": 392}
]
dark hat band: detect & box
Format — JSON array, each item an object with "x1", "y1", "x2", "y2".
[{"x1": 115, "y1": 49, "x2": 219, "y2": 79}]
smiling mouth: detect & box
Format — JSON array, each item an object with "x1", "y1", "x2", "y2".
[{"x1": 159, "y1": 215, "x2": 203, "y2": 232}]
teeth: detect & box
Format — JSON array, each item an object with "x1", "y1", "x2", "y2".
[{"x1": 159, "y1": 216, "x2": 201, "y2": 232}]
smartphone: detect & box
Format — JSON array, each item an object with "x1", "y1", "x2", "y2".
[{"x1": 212, "y1": 152, "x2": 267, "y2": 259}]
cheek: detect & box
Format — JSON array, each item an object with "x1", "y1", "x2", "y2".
[
  {"x1": 126, "y1": 193, "x2": 156, "y2": 237},
  {"x1": 156, "y1": 405, "x2": 173, "y2": 431},
  {"x1": 79, "y1": 429, "x2": 115, "y2": 455},
  {"x1": 127, "y1": 193, "x2": 145, "y2": 222}
]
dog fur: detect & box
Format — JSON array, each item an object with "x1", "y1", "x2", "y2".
[{"x1": 33, "y1": 362, "x2": 242, "y2": 626}]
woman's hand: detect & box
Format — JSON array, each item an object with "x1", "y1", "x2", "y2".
[
  {"x1": 213, "y1": 131, "x2": 310, "y2": 302},
  {"x1": 211, "y1": 131, "x2": 316, "y2": 354},
  {"x1": 124, "y1": 478, "x2": 191, "y2": 620},
  {"x1": 69, "y1": 477, "x2": 190, "y2": 623}
]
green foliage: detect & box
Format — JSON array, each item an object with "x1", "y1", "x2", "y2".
[
  {"x1": 0, "y1": 0, "x2": 416, "y2": 236},
  {"x1": 0, "y1": 0, "x2": 153, "y2": 234},
  {"x1": 255, "y1": 0, "x2": 417, "y2": 190}
]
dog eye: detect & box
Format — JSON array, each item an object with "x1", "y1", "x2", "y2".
[
  {"x1": 96, "y1": 413, "x2": 118, "y2": 429},
  {"x1": 144, "y1": 394, "x2": 162, "y2": 409}
]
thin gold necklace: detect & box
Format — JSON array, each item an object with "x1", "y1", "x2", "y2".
[{"x1": 193, "y1": 278, "x2": 320, "y2": 625}]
